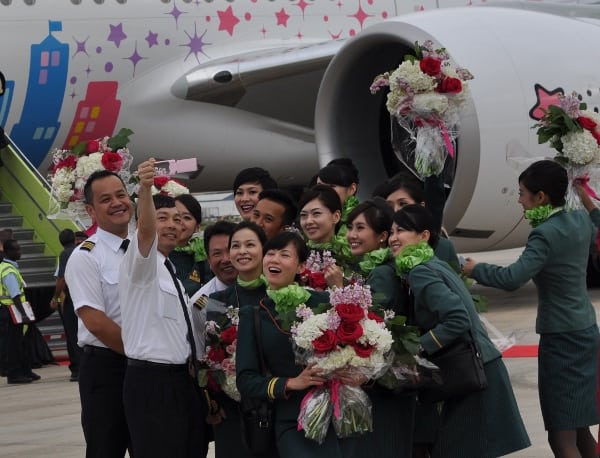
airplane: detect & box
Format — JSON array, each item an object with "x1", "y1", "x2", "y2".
[{"x1": 1, "y1": 0, "x2": 600, "y2": 253}]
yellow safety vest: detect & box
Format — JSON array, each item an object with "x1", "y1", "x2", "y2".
[{"x1": 0, "y1": 261, "x2": 26, "y2": 306}]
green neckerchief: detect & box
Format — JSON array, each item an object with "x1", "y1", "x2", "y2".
[
  {"x1": 358, "y1": 247, "x2": 392, "y2": 275},
  {"x1": 341, "y1": 195, "x2": 360, "y2": 223},
  {"x1": 394, "y1": 241, "x2": 435, "y2": 275},
  {"x1": 307, "y1": 233, "x2": 353, "y2": 268},
  {"x1": 524, "y1": 204, "x2": 563, "y2": 228},
  {"x1": 237, "y1": 274, "x2": 268, "y2": 290},
  {"x1": 174, "y1": 235, "x2": 206, "y2": 262},
  {"x1": 266, "y1": 283, "x2": 311, "y2": 315}
]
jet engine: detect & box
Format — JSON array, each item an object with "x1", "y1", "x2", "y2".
[{"x1": 315, "y1": 7, "x2": 600, "y2": 252}]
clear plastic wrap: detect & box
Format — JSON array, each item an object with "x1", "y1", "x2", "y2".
[
  {"x1": 331, "y1": 382, "x2": 373, "y2": 438},
  {"x1": 297, "y1": 385, "x2": 333, "y2": 444}
]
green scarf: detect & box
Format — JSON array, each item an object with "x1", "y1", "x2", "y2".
[
  {"x1": 394, "y1": 241, "x2": 435, "y2": 275},
  {"x1": 307, "y1": 233, "x2": 354, "y2": 268},
  {"x1": 237, "y1": 274, "x2": 268, "y2": 289},
  {"x1": 266, "y1": 283, "x2": 311, "y2": 315},
  {"x1": 341, "y1": 195, "x2": 360, "y2": 223},
  {"x1": 174, "y1": 235, "x2": 207, "y2": 262},
  {"x1": 358, "y1": 248, "x2": 392, "y2": 275},
  {"x1": 524, "y1": 204, "x2": 562, "y2": 228}
]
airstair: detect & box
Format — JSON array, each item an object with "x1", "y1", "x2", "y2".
[{"x1": 0, "y1": 137, "x2": 80, "y2": 356}]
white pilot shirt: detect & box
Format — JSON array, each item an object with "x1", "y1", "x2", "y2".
[
  {"x1": 65, "y1": 228, "x2": 130, "y2": 348},
  {"x1": 119, "y1": 232, "x2": 194, "y2": 365}
]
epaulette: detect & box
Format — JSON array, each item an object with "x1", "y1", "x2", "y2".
[
  {"x1": 193, "y1": 295, "x2": 208, "y2": 310},
  {"x1": 79, "y1": 241, "x2": 96, "y2": 252}
]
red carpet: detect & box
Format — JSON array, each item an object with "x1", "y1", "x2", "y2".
[{"x1": 502, "y1": 345, "x2": 538, "y2": 358}]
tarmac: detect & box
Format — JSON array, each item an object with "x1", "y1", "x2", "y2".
[{"x1": 1, "y1": 247, "x2": 599, "y2": 458}]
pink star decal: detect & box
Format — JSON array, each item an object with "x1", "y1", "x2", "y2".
[
  {"x1": 275, "y1": 8, "x2": 290, "y2": 27},
  {"x1": 180, "y1": 23, "x2": 211, "y2": 64},
  {"x1": 529, "y1": 84, "x2": 564, "y2": 121},
  {"x1": 72, "y1": 36, "x2": 90, "y2": 58},
  {"x1": 260, "y1": 26, "x2": 268, "y2": 38},
  {"x1": 294, "y1": 0, "x2": 310, "y2": 19},
  {"x1": 329, "y1": 30, "x2": 343, "y2": 39},
  {"x1": 146, "y1": 31, "x2": 159, "y2": 48},
  {"x1": 107, "y1": 23, "x2": 127, "y2": 48},
  {"x1": 217, "y1": 6, "x2": 240, "y2": 36},
  {"x1": 348, "y1": 1, "x2": 373, "y2": 30},
  {"x1": 296, "y1": 30, "x2": 303, "y2": 40},
  {"x1": 124, "y1": 41, "x2": 146, "y2": 77}
]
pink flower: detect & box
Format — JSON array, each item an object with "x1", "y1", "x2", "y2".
[{"x1": 86, "y1": 139, "x2": 100, "y2": 154}]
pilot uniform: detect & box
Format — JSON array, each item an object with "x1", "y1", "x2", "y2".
[
  {"x1": 119, "y1": 233, "x2": 205, "y2": 458},
  {"x1": 65, "y1": 228, "x2": 131, "y2": 458}
]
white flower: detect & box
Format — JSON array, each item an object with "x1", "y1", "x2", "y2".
[
  {"x1": 162, "y1": 180, "x2": 189, "y2": 197},
  {"x1": 412, "y1": 93, "x2": 448, "y2": 115},
  {"x1": 294, "y1": 314, "x2": 330, "y2": 349},
  {"x1": 561, "y1": 130, "x2": 600, "y2": 165},
  {"x1": 358, "y1": 319, "x2": 393, "y2": 353},
  {"x1": 75, "y1": 152, "x2": 104, "y2": 178},
  {"x1": 390, "y1": 61, "x2": 437, "y2": 94}
]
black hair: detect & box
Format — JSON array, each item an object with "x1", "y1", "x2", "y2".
[
  {"x1": 372, "y1": 172, "x2": 425, "y2": 203},
  {"x1": 175, "y1": 194, "x2": 202, "y2": 225},
  {"x1": 152, "y1": 193, "x2": 176, "y2": 210},
  {"x1": 75, "y1": 231, "x2": 87, "y2": 239},
  {"x1": 230, "y1": 220, "x2": 267, "y2": 248},
  {"x1": 346, "y1": 197, "x2": 393, "y2": 235},
  {"x1": 3, "y1": 239, "x2": 19, "y2": 253},
  {"x1": 204, "y1": 220, "x2": 237, "y2": 254},
  {"x1": 297, "y1": 184, "x2": 342, "y2": 215},
  {"x1": 518, "y1": 160, "x2": 567, "y2": 207},
  {"x1": 83, "y1": 170, "x2": 127, "y2": 205},
  {"x1": 263, "y1": 231, "x2": 309, "y2": 263},
  {"x1": 392, "y1": 204, "x2": 440, "y2": 249},
  {"x1": 0, "y1": 228, "x2": 13, "y2": 242},
  {"x1": 232, "y1": 167, "x2": 278, "y2": 193},
  {"x1": 59, "y1": 228, "x2": 75, "y2": 247},
  {"x1": 317, "y1": 158, "x2": 360, "y2": 187},
  {"x1": 258, "y1": 188, "x2": 297, "y2": 227}
]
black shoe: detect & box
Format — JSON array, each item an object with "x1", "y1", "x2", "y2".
[
  {"x1": 7, "y1": 376, "x2": 32, "y2": 384},
  {"x1": 69, "y1": 374, "x2": 78, "y2": 382},
  {"x1": 28, "y1": 372, "x2": 41, "y2": 381}
]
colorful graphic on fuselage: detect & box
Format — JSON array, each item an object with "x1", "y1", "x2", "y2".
[{"x1": 10, "y1": 21, "x2": 68, "y2": 167}]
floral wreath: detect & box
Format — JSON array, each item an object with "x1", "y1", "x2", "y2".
[
  {"x1": 370, "y1": 41, "x2": 473, "y2": 178},
  {"x1": 47, "y1": 128, "x2": 134, "y2": 219}
]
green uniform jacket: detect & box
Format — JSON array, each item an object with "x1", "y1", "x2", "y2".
[
  {"x1": 168, "y1": 250, "x2": 210, "y2": 297},
  {"x1": 409, "y1": 257, "x2": 500, "y2": 363},
  {"x1": 366, "y1": 260, "x2": 409, "y2": 315},
  {"x1": 472, "y1": 209, "x2": 600, "y2": 334}
]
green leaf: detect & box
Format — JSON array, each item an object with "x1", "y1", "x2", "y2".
[
  {"x1": 71, "y1": 141, "x2": 87, "y2": 157},
  {"x1": 107, "y1": 128, "x2": 134, "y2": 150}
]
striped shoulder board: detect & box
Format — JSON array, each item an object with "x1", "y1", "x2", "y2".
[{"x1": 79, "y1": 241, "x2": 96, "y2": 252}]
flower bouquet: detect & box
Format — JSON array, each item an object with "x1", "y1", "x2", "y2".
[
  {"x1": 370, "y1": 41, "x2": 473, "y2": 178},
  {"x1": 292, "y1": 283, "x2": 393, "y2": 443},
  {"x1": 300, "y1": 250, "x2": 337, "y2": 291},
  {"x1": 47, "y1": 128, "x2": 134, "y2": 220},
  {"x1": 533, "y1": 91, "x2": 600, "y2": 209},
  {"x1": 198, "y1": 306, "x2": 240, "y2": 401},
  {"x1": 151, "y1": 175, "x2": 189, "y2": 197}
]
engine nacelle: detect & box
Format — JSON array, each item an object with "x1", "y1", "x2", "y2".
[{"x1": 315, "y1": 7, "x2": 600, "y2": 251}]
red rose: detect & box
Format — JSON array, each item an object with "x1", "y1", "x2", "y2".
[
  {"x1": 367, "y1": 311, "x2": 384, "y2": 323},
  {"x1": 353, "y1": 342, "x2": 374, "y2": 358},
  {"x1": 101, "y1": 152, "x2": 124, "y2": 171},
  {"x1": 336, "y1": 321, "x2": 363, "y2": 345},
  {"x1": 438, "y1": 77, "x2": 462, "y2": 94},
  {"x1": 578, "y1": 116, "x2": 597, "y2": 131},
  {"x1": 153, "y1": 176, "x2": 170, "y2": 188},
  {"x1": 56, "y1": 155, "x2": 77, "y2": 171},
  {"x1": 419, "y1": 57, "x2": 441, "y2": 76},
  {"x1": 335, "y1": 303, "x2": 365, "y2": 323},
  {"x1": 86, "y1": 139, "x2": 100, "y2": 154},
  {"x1": 592, "y1": 130, "x2": 600, "y2": 146},
  {"x1": 207, "y1": 346, "x2": 226, "y2": 363},
  {"x1": 206, "y1": 372, "x2": 222, "y2": 393},
  {"x1": 312, "y1": 330, "x2": 338, "y2": 354},
  {"x1": 308, "y1": 272, "x2": 327, "y2": 291},
  {"x1": 220, "y1": 326, "x2": 237, "y2": 345}
]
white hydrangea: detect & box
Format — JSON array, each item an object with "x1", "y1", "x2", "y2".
[
  {"x1": 561, "y1": 130, "x2": 600, "y2": 165},
  {"x1": 412, "y1": 93, "x2": 448, "y2": 115},
  {"x1": 390, "y1": 61, "x2": 437, "y2": 93},
  {"x1": 162, "y1": 179, "x2": 189, "y2": 196},
  {"x1": 358, "y1": 320, "x2": 393, "y2": 352},
  {"x1": 222, "y1": 374, "x2": 241, "y2": 402},
  {"x1": 51, "y1": 168, "x2": 76, "y2": 203},
  {"x1": 294, "y1": 314, "x2": 330, "y2": 350},
  {"x1": 75, "y1": 152, "x2": 104, "y2": 178},
  {"x1": 310, "y1": 346, "x2": 354, "y2": 372}
]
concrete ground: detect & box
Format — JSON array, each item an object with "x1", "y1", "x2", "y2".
[{"x1": 1, "y1": 248, "x2": 599, "y2": 457}]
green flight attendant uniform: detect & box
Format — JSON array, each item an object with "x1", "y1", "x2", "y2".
[
  {"x1": 353, "y1": 257, "x2": 415, "y2": 458},
  {"x1": 409, "y1": 257, "x2": 530, "y2": 458},
  {"x1": 236, "y1": 290, "x2": 356, "y2": 458},
  {"x1": 208, "y1": 282, "x2": 268, "y2": 458},
  {"x1": 169, "y1": 250, "x2": 210, "y2": 297},
  {"x1": 472, "y1": 208, "x2": 600, "y2": 431}
]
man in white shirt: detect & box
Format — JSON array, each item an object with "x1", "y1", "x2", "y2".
[
  {"x1": 119, "y1": 159, "x2": 206, "y2": 457},
  {"x1": 65, "y1": 170, "x2": 133, "y2": 458}
]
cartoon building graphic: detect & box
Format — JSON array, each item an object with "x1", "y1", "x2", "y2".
[
  {"x1": 10, "y1": 21, "x2": 68, "y2": 167},
  {"x1": 62, "y1": 81, "x2": 121, "y2": 149},
  {"x1": 0, "y1": 80, "x2": 15, "y2": 127}
]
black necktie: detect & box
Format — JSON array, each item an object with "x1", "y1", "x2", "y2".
[
  {"x1": 120, "y1": 239, "x2": 130, "y2": 253},
  {"x1": 164, "y1": 259, "x2": 198, "y2": 377}
]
